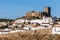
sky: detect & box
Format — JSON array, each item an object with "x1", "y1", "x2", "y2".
[{"x1": 0, "y1": 0, "x2": 60, "y2": 19}]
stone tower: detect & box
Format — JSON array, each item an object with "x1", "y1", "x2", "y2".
[{"x1": 44, "y1": 7, "x2": 51, "y2": 16}]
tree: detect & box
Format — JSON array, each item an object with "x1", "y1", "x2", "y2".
[
  {"x1": 14, "y1": 26, "x2": 18, "y2": 28},
  {"x1": 0, "y1": 18, "x2": 14, "y2": 22},
  {"x1": 0, "y1": 25, "x2": 8, "y2": 29},
  {"x1": 58, "y1": 18, "x2": 60, "y2": 22},
  {"x1": 52, "y1": 16, "x2": 57, "y2": 22}
]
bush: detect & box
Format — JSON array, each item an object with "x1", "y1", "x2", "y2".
[{"x1": 0, "y1": 25, "x2": 8, "y2": 29}]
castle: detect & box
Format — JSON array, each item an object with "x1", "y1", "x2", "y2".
[{"x1": 26, "y1": 7, "x2": 51, "y2": 19}]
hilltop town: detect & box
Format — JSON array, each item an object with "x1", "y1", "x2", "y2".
[{"x1": 0, "y1": 7, "x2": 60, "y2": 34}]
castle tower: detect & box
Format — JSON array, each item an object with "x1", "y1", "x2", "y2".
[{"x1": 44, "y1": 7, "x2": 51, "y2": 16}]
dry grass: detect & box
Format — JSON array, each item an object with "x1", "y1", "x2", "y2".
[{"x1": 0, "y1": 29, "x2": 60, "y2": 40}]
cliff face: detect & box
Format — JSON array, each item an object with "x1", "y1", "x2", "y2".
[{"x1": 0, "y1": 29, "x2": 59, "y2": 40}]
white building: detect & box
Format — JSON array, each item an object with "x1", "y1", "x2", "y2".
[
  {"x1": 15, "y1": 19, "x2": 30, "y2": 23},
  {"x1": 15, "y1": 19, "x2": 25, "y2": 23},
  {"x1": 14, "y1": 16, "x2": 53, "y2": 24},
  {"x1": 42, "y1": 16, "x2": 52, "y2": 23},
  {"x1": 12, "y1": 16, "x2": 53, "y2": 28},
  {"x1": 52, "y1": 24, "x2": 60, "y2": 34},
  {"x1": 0, "y1": 22, "x2": 7, "y2": 26},
  {"x1": 31, "y1": 16, "x2": 52, "y2": 24},
  {"x1": 31, "y1": 19, "x2": 42, "y2": 24}
]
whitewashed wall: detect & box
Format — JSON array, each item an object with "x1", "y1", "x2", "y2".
[
  {"x1": 31, "y1": 19, "x2": 42, "y2": 24},
  {"x1": 52, "y1": 27, "x2": 60, "y2": 34},
  {"x1": 42, "y1": 17, "x2": 52, "y2": 23}
]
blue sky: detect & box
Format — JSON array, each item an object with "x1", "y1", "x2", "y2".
[{"x1": 0, "y1": 0, "x2": 60, "y2": 19}]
